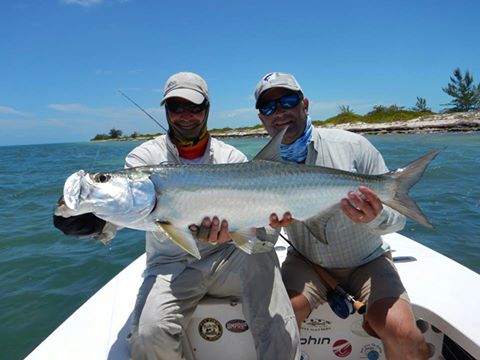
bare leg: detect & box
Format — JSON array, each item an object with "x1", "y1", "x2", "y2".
[
  {"x1": 287, "y1": 290, "x2": 312, "y2": 330},
  {"x1": 366, "y1": 297, "x2": 428, "y2": 360}
]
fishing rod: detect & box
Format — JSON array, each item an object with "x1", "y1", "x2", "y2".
[
  {"x1": 312, "y1": 262, "x2": 366, "y2": 316},
  {"x1": 118, "y1": 90, "x2": 169, "y2": 133},
  {"x1": 278, "y1": 232, "x2": 366, "y2": 319}
]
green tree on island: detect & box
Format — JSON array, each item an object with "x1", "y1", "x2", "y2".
[
  {"x1": 109, "y1": 128, "x2": 123, "y2": 138},
  {"x1": 412, "y1": 97, "x2": 431, "y2": 112},
  {"x1": 338, "y1": 105, "x2": 355, "y2": 115},
  {"x1": 442, "y1": 68, "x2": 480, "y2": 112}
]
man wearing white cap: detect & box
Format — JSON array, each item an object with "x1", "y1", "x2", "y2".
[
  {"x1": 254, "y1": 72, "x2": 428, "y2": 359},
  {"x1": 54, "y1": 72, "x2": 300, "y2": 360}
]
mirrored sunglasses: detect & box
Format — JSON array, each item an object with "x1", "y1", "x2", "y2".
[{"x1": 258, "y1": 93, "x2": 302, "y2": 116}]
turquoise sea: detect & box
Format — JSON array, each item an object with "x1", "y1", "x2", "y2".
[{"x1": 1, "y1": 132, "x2": 479, "y2": 359}]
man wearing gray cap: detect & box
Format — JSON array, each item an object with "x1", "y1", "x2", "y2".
[
  {"x1": 124, "y1": 72, "x2": 300, "y2": 359},
  {"x1": 254, "y1": 72, "x2": 428, "y2": 359},
  {"x1": 53, "y1": 72, "x2": 299, "y2": 359}
]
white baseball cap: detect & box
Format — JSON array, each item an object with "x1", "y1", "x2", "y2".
[
  {"x1": 254, "y1": 72, "x2": 303, "y2": 107},
  {"x1": 160, "y1": 72, "x2": 209, "y2": 105}
]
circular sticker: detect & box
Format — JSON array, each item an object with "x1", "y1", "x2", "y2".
[
  {"x1": 300, "y1": 351, "x2": 310, "y2": 360},
  {"x1": 332, "y1": 339, "x2": 352, "y2": 357},
  {"x1": 360, "y1": 343, "x2": 383, "y2": 360},
  {"x1": 198, "y1": 317, "x2": 223, "y2": 341}
]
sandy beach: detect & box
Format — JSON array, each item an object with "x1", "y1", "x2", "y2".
[
  {"x1": 92, "y1": 112, "x2": 480, "y2": 142},
  {"x1": 212, "y1": 112, "x2": 480, "y2": 138}
]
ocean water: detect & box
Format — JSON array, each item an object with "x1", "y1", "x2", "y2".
[{"x1": 0, "y1": 132, "x2": 479, "y2": 359}]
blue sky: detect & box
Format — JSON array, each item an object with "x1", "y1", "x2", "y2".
[{"x1": 1, "y1": 0, "x2": 479, "y2": 146}]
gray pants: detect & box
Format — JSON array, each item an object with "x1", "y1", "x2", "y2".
[{"x1": 128, "y1": 246, "x2": 300, "y2": 360}]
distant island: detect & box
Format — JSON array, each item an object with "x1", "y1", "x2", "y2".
[
  {"x1": 91, "y1": 108, "x2": 480, "y2": 142},
  {"x1": 92, "y1": 67, "x2": 480, "y2": 141}
]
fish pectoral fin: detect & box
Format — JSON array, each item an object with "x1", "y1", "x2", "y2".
[
  {"x1": 155, "y1": 221, "x2": 201, "y2": 259},
  {"x1": 230, "y1": 227, "x2": 275, "y2": 254},
  {"x1": 301, "y1": 205, "x2": 340, "y2": 244}
]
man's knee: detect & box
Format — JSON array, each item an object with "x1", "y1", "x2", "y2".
[
  {"x1": 366, "y1": 297, "x2": 421, "y2": 340},
  {"x1": 129, "y1": 320, "x2": 183, "y2": 359},
  {"x1": 287, "y1": 290, "x2": 312, "y2": 326}
]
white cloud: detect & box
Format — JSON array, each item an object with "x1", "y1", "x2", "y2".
[
  {"x1": 308, "y1": 99, "x2": 378, "y2": 118},
  {"x1": 61, "y1": 0, "x2": 103, "y2": 7},
  {"x1": 47, "y1": 103, "x2": 166, "y2": 130},
  {"x1": 0, "y1": 117, "x2": 66, "y2": 128},
  {"x1": 48, "y1": 103, "x2": 88, "y2": 112},
  {"x1": 218, "y1": 107, "x2": 257, "y2": 119},
  {"x1": 95, "y1": 68, "x2": 112, "y2": 75},
  {"x1": 308, "y1": 99, "x2": 354, "y2": 112},
  {"x1": 0, "y1": 105, "x2": 32, "y2": 116},
  {"x1": 1, "y1": 102, "x2": 165, "y2": 145},
  {"x1": 61, "y1": 0, "x2": 131, "y2": 6}
]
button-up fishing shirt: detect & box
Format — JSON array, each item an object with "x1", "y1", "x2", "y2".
[{"x1": 284, "y1": 128, "x2": 406, "y2": 269}]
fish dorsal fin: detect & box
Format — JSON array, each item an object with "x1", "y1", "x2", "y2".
[{"x1": 252, "y1": 127, "x2": 288, "y2": 162}]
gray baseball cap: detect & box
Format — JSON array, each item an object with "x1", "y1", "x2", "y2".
[
  {"x1": 254, "y1": 72, "x2": 303, "y2": 108},
  {"x1": 160, "y1": 72, "x2": 209, "y2": 105}
]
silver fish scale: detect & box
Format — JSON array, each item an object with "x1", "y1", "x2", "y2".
[{"x1": 146, "y1": 160, "x2": 391, "y2": 231}]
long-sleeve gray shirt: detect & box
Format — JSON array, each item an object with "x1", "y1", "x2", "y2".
[
  {"x1": 125, "y1": 135, "x2": 248, "y2": 279},
  {"x1": 283, "y1": 128, "x2": 406, "y2": 268}
]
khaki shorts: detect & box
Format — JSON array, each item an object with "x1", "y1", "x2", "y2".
[{"x1": 281, "y1": 250, "x2": 409, "y2": 310}]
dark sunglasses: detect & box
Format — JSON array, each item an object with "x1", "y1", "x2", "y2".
[
  {"x1": 166, "y1": 100, "x2": 208, "y2": 114},
  {"x1": 258, "y1": 93, "x2": 302, "y2": 116}
]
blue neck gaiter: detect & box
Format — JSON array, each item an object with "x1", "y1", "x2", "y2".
[{"x1": 280, "y1": 115, "x2": 313, "y2": 163}]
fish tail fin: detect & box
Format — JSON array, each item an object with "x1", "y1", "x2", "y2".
[{"x1": 383, "y1": 149, "x2": 440, "y2": 228}]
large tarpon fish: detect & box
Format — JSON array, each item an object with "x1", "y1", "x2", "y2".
[{"x1": 58, "y1": 129, "x2": 439, "y2": 259}]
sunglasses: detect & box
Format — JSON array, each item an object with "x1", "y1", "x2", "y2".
[
  {"x1": 166, "y1": 100, "x2": 208, "y2": 114},
  {"x1": 258, "y1": 93, "x2": 302, "y2": 116}
]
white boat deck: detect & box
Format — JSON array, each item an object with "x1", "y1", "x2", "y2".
[{"x1": 25, "y1": 233, "x2": 480, "y2": 359}]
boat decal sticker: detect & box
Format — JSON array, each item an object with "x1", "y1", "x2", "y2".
[
  {"x1": 301, "y1": 318, "x2": 332, "y2": 332},
  {"x1": 300, "y1": 336, "x2": 331, "y2": 346},
  {"x1": 198, "y1": 317, "x2": 223, "y2": 341},
  {"x1": 332, "y1": 339, "x2": 352, "y2": 357},
  {"x1": 225, "y1": 319, "x2": 249, "y2": 333},
  {"x1": 360, "y1": 343, "x2": 383, "y2": 359}
]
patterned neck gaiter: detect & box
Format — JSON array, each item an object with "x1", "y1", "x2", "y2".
[{"x1": 280, "y1": 115, "x2": 313, "y2": 163}]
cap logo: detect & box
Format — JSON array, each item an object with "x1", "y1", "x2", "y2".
[
  {"x1": 167, "y1": 80, "x2": 177, "y2": 88},
  {"x1": 263, "y1": 72, "x2": 277, "y2": 83}
]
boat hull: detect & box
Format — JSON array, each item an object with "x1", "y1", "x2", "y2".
[{"x1": 25, "y1": 233, "x2": 480, "y2": 360}]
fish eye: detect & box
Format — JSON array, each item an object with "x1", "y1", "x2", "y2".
[{"x1": 94, "y1": 173, "x2": 111, "y2": 183}]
